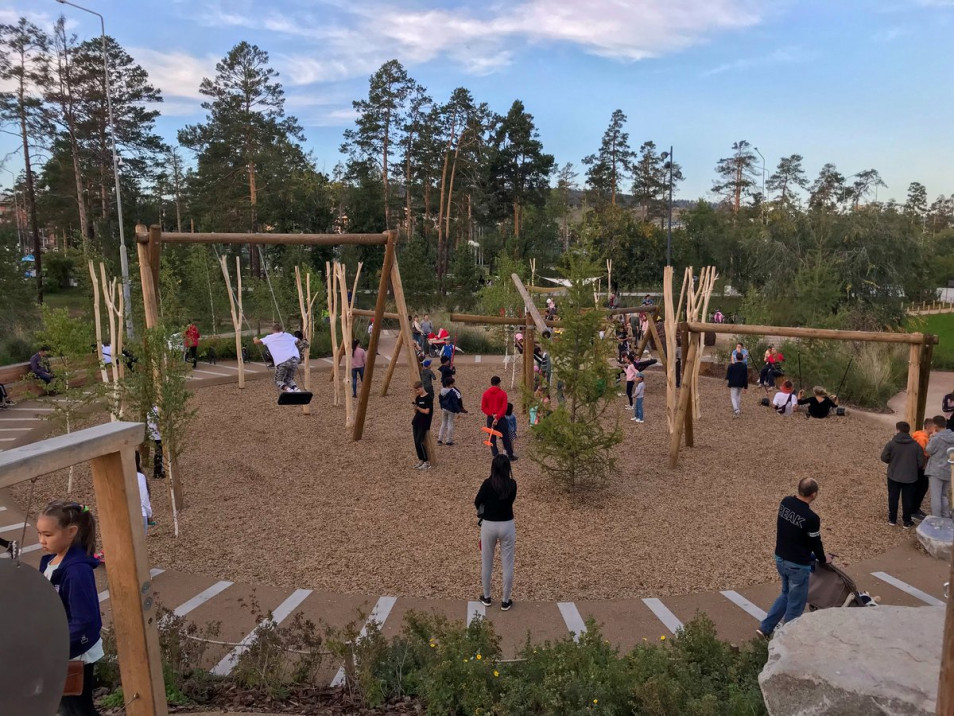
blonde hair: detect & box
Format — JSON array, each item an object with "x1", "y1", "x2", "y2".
[{"x1": 813, "y1": 386, "x2": 828, "y2": 397}]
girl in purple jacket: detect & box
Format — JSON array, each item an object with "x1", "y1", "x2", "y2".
[{"x1": 37, "y1": 500, "x2": 103, "y2": 716}]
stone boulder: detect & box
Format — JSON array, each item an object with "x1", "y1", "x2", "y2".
[
  {"x1": 759, "y1": 605, "x2": 943, "y2": 715},
  {"x1": 917, "y1": 516, "x2": 953, "y2": 561}
]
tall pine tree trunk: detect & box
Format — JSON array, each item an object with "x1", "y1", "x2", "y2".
[
  {"x1": 248, "y1": 161, "x2": 260, "y2": 277},
  {"x1": 18, "y1": 85, "x2": 42, "y2": 303},
  {"x1": 382, "y1": 108, "x2": 391, "y2": 229}
]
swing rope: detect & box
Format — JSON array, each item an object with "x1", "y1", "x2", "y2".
[{"x1": 258, "y1": 245, "x2": 285, "y2": 332}]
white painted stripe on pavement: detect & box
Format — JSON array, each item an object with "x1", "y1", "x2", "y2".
[
  {"x1": 212, "y1": 588, "x2": 313, "y2": 676},
  {"x1": 0, "y1": 506, "x2": 6, "y2": 511},
  {"x1": 0, "y1": 438, "x2": 18, "y2": 442},
  {"x1": 99, "y1": 568, "x2": 165, "y2": 603},
  {"x1": 642, "y1": 598, "x2": 684, "y2": 634},
  {"x1": 191, "y1": 368, "x2": 231, "y2": 377},
  {"x1": 720, "y1": 590, "x2": 768, "y2": 621},
  {"x1": 474, "y1": 355, "x2": 482, "y2": 363},
  {"x1": 7, "y1": 407, "x2": 54, "y2": 412},
  {"x1": 321, "y1": 357, "x2": 334, "y2": 364},
  {"x1": 0, "y1": 543, "x2": 42, "y2": 558},
  {"x1": 173, "y1": 580, "x2": 234, "y2": 617},
  {"x1": 331, "y1": 596, "x2": 398, "y2": 687},
  {"x1": 0, "y1": 522, "x2": 27, "y2": 533},
  {"x1": 871, "y1": 571, "x2": 944, "y2": 606},
  {"x1": 0, "y1": 427, "x2": 32, "y2": 431},
  {"x1": 0, "y1": 418, "x2": 42, "y2": 421},
  {"x1": 467, "y1": 601, "x2": 486, "y2": 626},
  {"x1": 557, "y1": 602, "x2": 587, "y2": 641}
]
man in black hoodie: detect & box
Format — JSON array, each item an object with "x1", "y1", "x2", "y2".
[
  {"x1": 725, "y1": 351, "x2": 749, "y2": 417},
  {"x1": 880, "y1": 421, "x2": 926, "y2": 528}
]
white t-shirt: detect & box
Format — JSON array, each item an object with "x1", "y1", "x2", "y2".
[
  {"x1": 147, "y1": 407, "x2": 161, "y2": 441},
  {"x1": 261, "y1": 332, "x2": 300, "y2": 366},
  {"x1": 44, "y1": 559, "x2": 104, "y2": 663},
  {"x1": 101, "y1": 344, "x2": 112, "y2": 365},
  {"x1": 772, "y1": 391, "x2": 796, "y2": 416},
  {"x1": 138, "y1": 471, "x2": 152, "y2": 519}
]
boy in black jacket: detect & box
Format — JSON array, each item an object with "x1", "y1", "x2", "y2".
[
  {"x1": 438, "y1": 376, "x2": 467, "y2": 445},
  {"x1": 725, "y1": 351, "x2": 749, "y2": 417},
  {"x1": 881, "y1": 421, "x2": 926, "y2": 528}
]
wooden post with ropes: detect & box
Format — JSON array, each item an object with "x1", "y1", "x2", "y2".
[
  {"x1": 916, "y1": 338, "x2": 934, "y2": 429},
  {"x1": 379, "y1": 338, "x2": 403, "y2": 397},
  {"x1": 135, "y1": 225, "x2": 160, "y2": 330},
  {"x1": 523, "y1": 313, "x2": 535, "y2": 414},
  {"x1": 219, "y1": 256, "x2": 245, "y2": 389},
  {"x1": 663, "y1": 266, "x2": 677, "y2": 433},
  {"x1": 353, "y1": 231, "x2": 397, "y2": 442},
  {"x1": 336, "y1": 262, "x2": 363, "y2": 428},
  {"x1": 294, "y1": 266, "x2": 319, "y2": 416},
  {"x1": 325, "y1": 262, "x2": 340, "y2": 404},
  {"x1": 88, "y1": 260, "x2": 109, "y2": 385}
]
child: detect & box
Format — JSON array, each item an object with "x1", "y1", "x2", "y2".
[
  {"x1": 136, "y1": 451, "x2": 153, "y2": 535},
  {"x1": 631, "y1": 372, "x2": 645, "y2": 423},
  {"x1": 439, "y1": 336, "x2": 455, "y2": 362},
  {"x1": 438, "y1": 355, "x2": 456, "y2": 386},
  {"x1": 420, "y1": 359, "x2": 436, "y2": 397},
  {"x1": 411, "y1": 381, "x2": 433, "y2": 470},
  {"x1": 293, "y1": 330, "x2": 310, "y2": 361},
  {"x1": 624, "y1": 355, "x2": 638, "y2": 408},
  {"x1": 147, "y1": 405, "x2": 164, "y2": 479},
  {"x1": 36, "y1": 500, "x2": 103, "y2": 716},
  {"x1": 438, "y1": 376, "x2": 467, "y2": 445},
  {"x1": 254, "y1": 324, "x2": 301, "y2": 392},
  {"x1": 504, "y1": 403, "x2": 517, "y2": 448}
]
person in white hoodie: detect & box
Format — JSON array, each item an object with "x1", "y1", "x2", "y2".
[
  {"x1": 135, "y1": 450, "x2": 153, "y2": 535},
  {"x1": 925, "y1": 415, "x2": 954, "y2": 518}
]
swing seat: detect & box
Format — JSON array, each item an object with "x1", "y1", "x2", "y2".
[{"x1": 278, "y1": 391, "x2": 313, "y2": 405}]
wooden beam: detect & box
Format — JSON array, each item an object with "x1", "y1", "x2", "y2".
[
  {"x1": 379, "y1": 337, "x2": 402, "y2": 397},
  {"x1": 523, "y1": 315, "x2": 534, "y2": 414},
  {"x1": 135, "y1": 224, "x2": 160, "y2": 330},
  {"x1": 608, "y1": 305, "x2": 661, "y2": 316},
  {"x1": 511, "y1": 273, "x2": 549, "y2": 334},
  {"x1": 148, "y1": 226, "x2": 161, "y2": 296},
  {"x1": 450, "y1": 313, "x2": 560, "y2": 328},
  {"x1": 686, "y1": 322, "x2": 937, "y2": 345},
  {"x1": 352, "y1": 308, "x2": 402, "y2": 320},
  {"x1": 646, "y1": 319, "x2": 668, "y2": 371},
  {"x1": 91, "y1": 447, "x2": 167, "y2": 716},
  {"x1": 353, "y1": 231, "x2": 397, "y2": 441},
  {"x1": 668, "y1": 334, "x2": 700, "y2": 468},
  {"x1": 916, "y1": 339, "x2": 934, "y2": 429},
  {"x1": 0, "y1": 421, "x2": 144, "y2": 491},
  {"x1": 155, "y1": 232, "x2": 389, "y2": 246},
  {"x1": 905, "y1": 343, "x2": 923, "y2": 428}
]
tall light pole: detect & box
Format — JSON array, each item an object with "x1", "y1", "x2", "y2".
[
  {"x1": 754, "y1": 146, "x2": 766, "y2": 224},
  {"x1": 55, "y1": 0, "x2": 134, "y2": 338}
]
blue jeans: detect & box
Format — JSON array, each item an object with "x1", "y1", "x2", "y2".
[
  {"x1": 351, "y1": 366, "x2": 364, "y2": 397},
  {"x1": 633, "y1": 397, "x2": 644, "y2": 421},
  {"x1": 759, "y1": 557, "x2": 812, "y2": 634}
]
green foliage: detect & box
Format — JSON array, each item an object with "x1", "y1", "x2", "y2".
[
  {"x1": 478, "y1": 254, "x2": 527, "y2": 316},
  {"x1": 232, "y1": 611, "x2": 326, "y2": 695},
  {"x1": 446, "y1": 246, "x2": 482, "y2": 311},
  {"x1": 529, "y1": 253, "x2": 623, "y2": 491},
  {"x1": 912, "y1": 313, "x2": 954, "y2": 370},
  {"x1": 398, "y1": 235, "x2": 440, "y2": 308}
]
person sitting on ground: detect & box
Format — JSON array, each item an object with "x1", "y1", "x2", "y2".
[
  {"x1": 772, "y1": 380, "x2": 798, "y2": 416},
  {"x1": 757, "y1": 478, "x2": 828, "y2": 638},
  {"x1": 29, "y1": 345, "x2": 54, "y2": 386},
  {"x1": 925, "y1": 415, "x2": 954, "y2": 518},
  {"x1": 797, "y1": 386, "x2": 838, "y2": 418},
  {"x1": 881, "y1": 421, "x2": 926, "y2": 528},
  {"x1": 253, "y1": 325, "x2": 302, "y2": 392},
  {"x1": 726, "y1": 351, "x2": 749, "y2": 417}
]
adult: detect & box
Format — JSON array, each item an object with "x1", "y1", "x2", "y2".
[
  {"x1": 29, "y1": 345, "x2": 54, "y2": 385},
  {"x1": 925, "y1": 415, "x2": 954, "y2": 518},
  {"x1": 475, "y1": 455, "x2": 517, "y2": 611},
  {"x1": 772, "y1": 381, "x2": 797, "y2": 416},
  {"x1": 481, "y1": 376, "x2": 516, "y2": 460},
  {"x1": 943, "y1": 387, "x2": 954, "y2": 429},
  {"x1": 731, "y1": 342, "x2": 749, "y2": 365},
  {"x1": 420, "y1": 314, "x2": 434, "y2": 345},
  {"x1": 713, "y1": 309, "x2": 724, "y2": 324},
  {"x1": 725, "y1": 351, "x2": 748, "y2": 417},
  {"x1": 758, "y1": 478, "x2": 827, "y2": 638},
  {"x1": 797, "y1": 386, "x2": 839, "y2": 419},
  {"x1": 759, "y1": 346, "x2": 784, "y2": 389},
  {"x1": 184, "y1": 321, "x2": 200, "y2": 368},
  {"x1": 911, "y1": 418, "x2": 935, "y2": 521},
  {"x1": 411, "y1": 381, "x2": 433, "y2": 470},
  {"x1": 351, "y1": 339, "x2": 367, "y2": 398},
  {"x1": 880, "y1": 421, "x2": 926, "y2": 528},
  {"x1": 412, "y1": 315, "x2": 425, "y2": 351}
]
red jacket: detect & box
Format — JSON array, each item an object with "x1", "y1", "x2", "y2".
[
  {"x1": 481, "y1": 385, "x2": 508, "y2": 420},
  {"x1": 185, "y1": 324, "x2": 200, "y2": 347}
]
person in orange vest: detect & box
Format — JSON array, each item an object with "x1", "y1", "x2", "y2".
[{"x1": 184, "y1": 321, "x2": 200, "y2": 368}]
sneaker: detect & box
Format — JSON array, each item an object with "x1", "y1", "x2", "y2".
[
  {"x1": 413, "y1": 461, "x2": 426, "y2": 470},
  {"x1": 479, "y1": 595, "x2": 492, "y2": 607},
  {"x1": 631, "y1": 417, "x2": 639, "y2": 421},
  {"x1": 437, "y1": 440, "x2": 444, "y2": 445},
  {"x1": 509, "y1": 456, "x2": 518, "y2": 462},
  {"x1": 914, "y1": 510, "x2": 927, "y2": 520},
  {"x1": 887, "y1": 520, "x2": 897, "y2": 526},
  {"x1": 500, "y1": 600, "x2": 513, "y2": 611},
  {"x1": 636, "y1": 419, "x2": 644, "y2": 423},
  {"x1": 420, "y1": 462, "x2": 432, "y2": 470},
  {"x1": 902, "y1": 522, "x2": 914, "y2": 529},
  {"x1": 445, "y1": 441, "x2": 454, "y2": 446},
  {"x1": 755, "y1": 628, "x2": 768, "y2": 639}
]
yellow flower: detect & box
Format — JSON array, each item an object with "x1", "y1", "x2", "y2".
[
  {"x1": 476, "y1": 654, "x2": 482, "y2": 660},
  {"x1": 463, "y1": 658, "x2": 469, "y2": 662},
  {"x1": 593, "y1": 699, "x2": 599, "y2": 704},
  {"x1": 493, "y1": 670, "x2": 499, "y2": 677},
  {"x1": 430, "y1": 643, "x2": 436, "y2": 648},
  {"x1": 660, "y1": 635, "x2": 666, "y2": 641}
]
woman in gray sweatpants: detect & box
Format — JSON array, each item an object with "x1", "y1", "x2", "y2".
[{"x1": 474, "y1": 455, "x2": 518, "y2": 610}]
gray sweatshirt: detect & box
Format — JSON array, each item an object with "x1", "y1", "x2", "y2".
[{"x1": 926, "y1": 429, "x2": 954, "y2": 481}]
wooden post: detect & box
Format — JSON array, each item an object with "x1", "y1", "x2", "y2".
[
  {"x1": 663, "y1": 266, "x2": 677, "y2": 433},
  {"x1": 325, "y1": 262, "x2": 340, "y2": 403},
  {"x1": 136, "y1": 225, "x2": 160, "y2": 330},
  {"x1": 295, "y1": 267, "x2": 317, "y2": 415},
  {"x1": 916, "y1": 338, "x2": 934, "y2": 429},
  {"x1": 939, "y1": 552, "x2": 954, "y2": 715},
  {"x1": 90, "y1": 446, "x2": 167, "y2": 716},
  {"x1": 646, "y1": 319, "x2": 668, "y2": 371},
  {"x1": 337, "y1": 263, "x2": 355, "y2": 427},
  {"x1": 905, "y1": 342, "x2": 923, "y2": 428},
  {"x1": 379, "y1": 338, "x2": 403, "y2": 397},
  {"x1": 353, "y1": 231, "x2": 397, "y2": 441},
  {"x1": 684, "y1": 333, "x2": 698, "y2": 448},
  {"x1": 219, "y1": 256, "x2": 245, "y2": 389},
  {"x1": 523, "y1": 314, "x2": 534, "y2": 414},
  {"x1": 668, "y1": 333, "x2": 700, "y2": 468},
  {"x1": 511, "y1": 273, "x2": 549, "y2": 334},
  {"x1": 89, "y1": 260, "x2": 110, "y2": 384},
  {"x1": 328, "y1": 341, "x2": 345, "y2": 383}
]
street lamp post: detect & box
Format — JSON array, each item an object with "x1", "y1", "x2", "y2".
[
  {"x1": 754, "y1": 146, "x2": 766, "y2": 224},
  {"x1": 55, "y1": 0, "x2": 134, "y2": 338}
]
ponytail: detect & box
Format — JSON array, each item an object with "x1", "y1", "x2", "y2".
[{"x1": 41, "y1": 500, "x2": 98, "y2": 556}]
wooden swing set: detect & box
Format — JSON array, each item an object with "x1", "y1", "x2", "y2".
[{"x1": 133, "y1": 226, "x2": 419, "y2": 442}]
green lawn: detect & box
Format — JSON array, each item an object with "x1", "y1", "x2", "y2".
[{"x1": 910, "y1": 313, "x2": 954, "y2": 370}]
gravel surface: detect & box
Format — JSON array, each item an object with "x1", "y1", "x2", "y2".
[{"x1": 11, "y1": 361, "x2": 911, "y2": 601}]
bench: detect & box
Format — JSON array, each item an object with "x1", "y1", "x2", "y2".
[{"x1": 0, "y1": 357, "x2": 99, "y2": 402}]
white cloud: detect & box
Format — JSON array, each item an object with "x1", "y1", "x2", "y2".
[
  {"x1": 196, "y1": 0, "x2": 768, "y2": 83},
  {"x1": 702, "y1": 46, "x2": 813, "y2": 77},
  {"x1": 129, "y1": 47, "x2": 218, "y2": 102}
]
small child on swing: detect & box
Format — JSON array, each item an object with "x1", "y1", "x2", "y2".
[{"x1": 254, "y1": 324, "x2": 301, "y2": 392}]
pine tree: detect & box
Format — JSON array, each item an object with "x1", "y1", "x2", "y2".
[
  {"x1": 712, "y1": 140, "x2": 758, "y2": 212},
  {"x1": 766, "y1": 154, "x2": 809, "y2": 206},
  {"x1": 809, "y1": 163, "x2": 846, "y2": 212},
  {"x1": 631, "y1": 141, "x2": 683, "y2": 226},
  {"x1": 582, "y1": 109, "x2": 634, "y2": 206}
]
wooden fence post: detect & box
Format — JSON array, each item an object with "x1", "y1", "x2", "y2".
[
  {"x1": 668, "y1": 333, "x2": 700, "y2": 468},
  {"x1": 905, "y1": 342, "x2": 923, "y2": 428}
]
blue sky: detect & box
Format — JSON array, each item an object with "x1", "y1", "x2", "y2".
[{"x1": 3, "y1": 0, "x2": 953, "y2": 202}]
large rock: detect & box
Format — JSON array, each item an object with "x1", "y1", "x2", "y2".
[
  {"x1": 917, "y1": 516, "x2": 953, "y2": 561},
  {"x1": 759, "y1": 605, "x2": 943, "y2": 715}
]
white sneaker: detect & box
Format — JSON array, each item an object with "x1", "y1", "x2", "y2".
[
  {"x1": 420, "y1": 462, "x2": 432, "y2": 470},
  {"x1": 636, "y1": 419, "x2": 644, "y2": 423},
  {"x1": 630, "y1": 417, "x2": 639, "y2": 421},
  {"x1": 413, "y1": 461, "x2": 425, "y2": 469}
]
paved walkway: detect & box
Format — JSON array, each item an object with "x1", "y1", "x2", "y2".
[{"x1": 0, "y1": 339, "x2": 949, "y2": 683}]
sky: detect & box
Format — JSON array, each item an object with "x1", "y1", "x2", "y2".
[{"x1": 2, "y1": 0, "x2": 953, "y2": 203}]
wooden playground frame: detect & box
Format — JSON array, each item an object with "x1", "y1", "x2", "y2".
[
  {"x1": 0, "y1": 422, "x2": 167, "y2": 716},
  {"x1": 133, "y1": 226, "x2": 419, "y2": 444}
]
